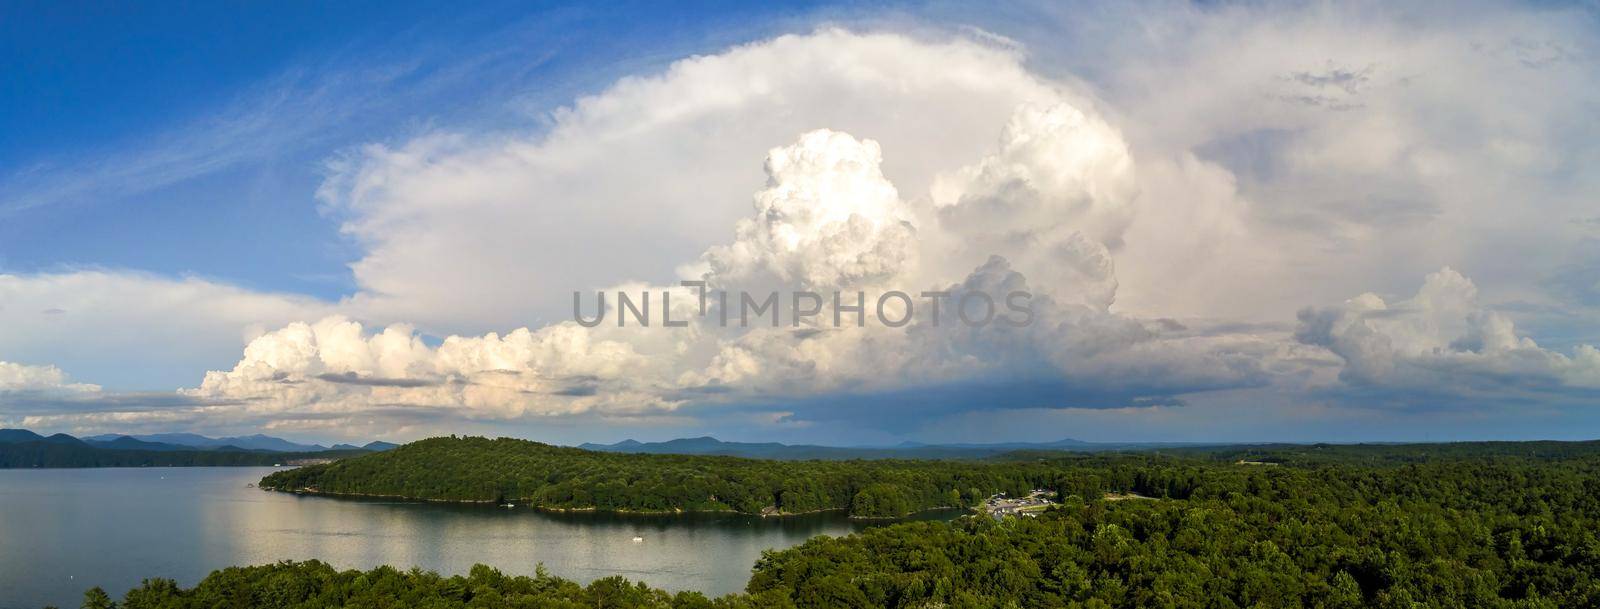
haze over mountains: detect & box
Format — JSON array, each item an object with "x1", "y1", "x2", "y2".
[
  {"x1": 577, "y1": 436, "x2": 1206, "y2": 460},
  {"x1": 0, "y1": 429, "x2": 397, "y2": 453},
  {"x1": 0, "y1": 429, "x2": 397, "y2": 468},
  {"x1": 80, "y1": 432, "x2": 400, "y2": 453},
  {"x1": 2, "y1": 427, "x2": 1208, "y2": 466}
]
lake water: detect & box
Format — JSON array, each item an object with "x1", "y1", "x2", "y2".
[{"x1": 0, "y1": 467, "x2": 960, "y2": 608}]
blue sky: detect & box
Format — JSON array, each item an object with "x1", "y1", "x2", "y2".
[
  {"x1": 1, "y1": 1, "x2": 822, "y2": 298},
  {"x1": 3, "y1": 1, "x2": 1600, "y2": 445}
]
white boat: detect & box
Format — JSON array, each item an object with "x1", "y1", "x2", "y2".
[{"x1": 631, "y1": 536, "x2": 644, "y2": 543}]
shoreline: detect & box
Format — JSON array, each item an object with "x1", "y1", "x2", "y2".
[
  {"x1": 0, "y1": 463, "x2": 297, "y2": 471},
  {"x1": 264, "y1": 486, "x2": 965, "y2": 520}
]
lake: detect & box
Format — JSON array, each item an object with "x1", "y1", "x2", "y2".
[{"x1": 0, "y1": 467, "x2": 960, "y2": 608}]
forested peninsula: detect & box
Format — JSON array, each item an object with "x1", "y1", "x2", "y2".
[{"x1": 258, "y1": 436, "x2": 1057, "y2": 518}]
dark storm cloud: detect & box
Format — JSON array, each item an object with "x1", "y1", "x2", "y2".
[
  {"x1": 314, "y1": 372, "x2": 440, "y2": 388},
  {"x1": 1287, "y1": 65, "x2": 1373, "y2": 94},
  {"x1": 691, "y1": 377, "x2": 1216, "y2": 433}
]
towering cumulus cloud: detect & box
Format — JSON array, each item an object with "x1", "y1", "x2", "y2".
[
  {"x1": 699, "y1": 129, "x2": 916, "y2": 292},
  {"x1": 930, "y1": 103, "x2": 1135, "y2": 311},
  {"x1": 187, "y1": 110, "x2": 1280, "y2": 430},
  {"x1": 10, "y1": 7, "x2": 1600, "y2": 440},
  {"x1": 318, "y1": 29, "x2": 1069, "y2": 334}
]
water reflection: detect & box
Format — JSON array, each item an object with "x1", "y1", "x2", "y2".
[{"x1": 0, "y1": 467, "x2": 959, "y2": 608}]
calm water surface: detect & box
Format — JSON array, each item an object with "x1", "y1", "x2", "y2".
[{"x1": 0, "y1": 467, "x2": 959, "y2": 608}]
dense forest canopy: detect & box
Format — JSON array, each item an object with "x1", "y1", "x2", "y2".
[
  {"x1": 90, "y1": 438, "x2": 1600, "y2": 608},
  {"x1": 258, "y1": 436, "x2": 1076, "y2": 517}
]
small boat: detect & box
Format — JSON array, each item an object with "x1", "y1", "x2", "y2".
[
  {"x1": 501, "y1": 503, "x2": 515, "y2": 508},
  {"x1": 631, "y1": 536, "x2": 644, "y2": 543}
]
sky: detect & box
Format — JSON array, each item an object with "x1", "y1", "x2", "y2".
[{"x1": 2, "y1": 0, "x2": 1600, "y2": 446}]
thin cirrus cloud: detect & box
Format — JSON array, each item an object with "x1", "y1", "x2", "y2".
[
  {"x1": 3, "y1": 2, "x2": 1600, "y2": 443},
  {"x1": 1, "y1": 67, "x2": 390, "y2": 218}
]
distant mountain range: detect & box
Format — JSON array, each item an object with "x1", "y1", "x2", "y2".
[
  {"x1": 1, "y1": 426, "x2": 1204, "y2": 467},
  {"x1": 577, "y1": 436, "x2": 1201, "y2": 460},
  {"x1": 0, "y1": 428, "x2": 397, "y2": 469},
  {"x1": 2, "y1": 429, "x2": 397, "y2": 453},
  {"x1": 0, "y1": 429, "x2": 84, "y2": 445}
]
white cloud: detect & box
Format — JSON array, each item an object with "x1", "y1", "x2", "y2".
[
  {"x1": 0, "y1": 271, "x2": 333, "y2": 390},
  {"x1": 183, "y1": 316, "x2": 662, "y2": 419},
  {"x1": 0, "y1": 270, "x2": 343, "y2": 436},
  {"x1": 9, "y1": 8, "x2": 1600, "y2": 441},
  {"x1": 1044, "y1": 0, "x2": 1600, "y2": 321},
  {"x1": 696, "y1": 129, "x2": 917, "y2": 292},
  {"x1": 322, "y1": 28, "x2": 1073, "y2": 334},
  {"x1": 0, "y1": 361, "x2": 99, "y2": 394},
  {"x1": 928, "y1": 103, "x2": 1135, "y2": 311},
  {"x1": 183, "y1": 118, "x2": 1280, "y2": 430},
  {"x1": 1297, "y1": 267, "x2": 1600, "y2": 398}
]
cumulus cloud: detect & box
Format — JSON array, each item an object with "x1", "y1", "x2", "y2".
[
  {"x1": 1297, "y1": 267, "x2": 1600, "y2": 401},
  {"x1": 184, "y1": 316, "x2": 664, "y2": 419},
  {"x1": 320, "y1": 28, "x2": 1072, "y2": 334},
  {"x1": 0, "y1": 361, "x2": 100, "y2": 394},
  {"x1": 1051, "y1": 0, "x2": 1600, "y2": 322},
  {"x1": 11, "y1": 8, "x2": 1600, "y2": 441},
  {"x1": 929, "y1": 103, "x2": 1134, "y2": 311},
  {"x1": 182, "y1": 121, "x2": 1282, "y2": 432},
  {"x1": 696, "y1": 129, "x2": 917, "y2": 292}
]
